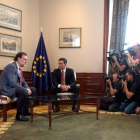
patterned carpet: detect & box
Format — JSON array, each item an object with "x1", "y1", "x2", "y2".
[{"x1": 0, "y1": 105, "x2": 139, "y2": 138}]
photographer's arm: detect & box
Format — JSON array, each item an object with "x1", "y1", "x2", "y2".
[
  {"x1": 106, "y1": 79, "x2": 118, "y2": 95},
  {"x1": 112, "y1": 57, "x2": 126, "y2": 71},
  {"x1": 122, "y1": 80, "x2": 134, "y2": 99},
  {"x1": 125, "y1": 52, "x2": 139, "y2": 64},
  {"x1": 110, "y1": 61, "x2": 118, "y2": 72},
  {"x1": 126, "y1": 57, "x2": 131, "y2": 66}
]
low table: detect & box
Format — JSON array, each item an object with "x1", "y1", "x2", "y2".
[{"x1": 27, "y1": 95, "x2": 100, "y2": 130}]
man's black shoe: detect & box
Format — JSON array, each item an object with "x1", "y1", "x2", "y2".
[
  {"x1": 72, "y1": 106, "x2": 78, "y2": 112},
  {"x1": 24, "y1": 111, "x2": 31, "y2": 116},
  {"x1": 53, "y1": 106, "x2": 60, "y2": 113},
  {"x1": 16, "y1": 114, "x2": 29, "y2": 121}
]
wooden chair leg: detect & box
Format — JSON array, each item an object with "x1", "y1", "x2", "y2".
[
  {"x1": 3, "y1": 104, "x2": 8, "y2": 122},
  {"x1": 8, "y1": 103, "x2": 11, "y2": 110},
  {"x1": 52, "y1": 102, "x2": 54, "y2": 110}
]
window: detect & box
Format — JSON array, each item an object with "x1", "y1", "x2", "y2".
[{"x1": 125, "y1": 0, "x2": 140, "y2": 49}]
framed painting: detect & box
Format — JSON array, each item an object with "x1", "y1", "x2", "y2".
[
  {"x1": 0, "y1": 33, "x2": 21, "y2": 57},
  {"x1": 0, "y1": 3, "x2": 22, "y2": 31},
  {"x1": 59, "y1": 27, "x2": 81, "y2": 48}
]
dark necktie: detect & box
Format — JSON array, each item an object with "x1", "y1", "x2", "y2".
[
  {"x1": 19, "y1": 68, "x2": 22, "y2": 86},
  {"x1": 61, "y1": 70, "x2": 65, "y2": 85}
]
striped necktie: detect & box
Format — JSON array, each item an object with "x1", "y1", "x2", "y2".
[
  {"x1": 61, "y1": 70, "x2": 65, "y2": 85},
  {"x1": 19, "y1": 68, "x2": 22, "y2": 86}
]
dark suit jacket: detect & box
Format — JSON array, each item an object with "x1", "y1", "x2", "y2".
[
  {"x1": 0, "y1": 61, "x2": 29, "y2": 97},
  {"x1": 52, "y1": 67, "x2": 76, "y2": 89}
]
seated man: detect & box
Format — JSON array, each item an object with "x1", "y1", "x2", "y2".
[
  {"x1": 119, "y1": 69, "x2": 140, "y2": 114},
  {"x1": 0, "y1": 52, "x2": 36, "y2": 121},
  {"x1": 100, "y1": 72, "x2": 123, "y2": 112},
  {"x1": 51, "y1": 58, "x2": 79, "y2": 112}
]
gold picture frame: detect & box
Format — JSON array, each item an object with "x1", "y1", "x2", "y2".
[
  {"x1": 0, "y1": 33, "x2": 22, "y2": 57},
  {"x1": 59, "y1": 27, "x2": 81, "y2": 48},
  {"x1": 0, "y1": 3, "x2": 22, "y2": 32}
]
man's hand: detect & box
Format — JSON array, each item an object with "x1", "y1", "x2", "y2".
[
  {"x1": 121, "y1": 79, "x2": 127, "y2": 87},
  {"x1": 125, "y1": 52, "x2": 131, "y2": 58},
  {"x1": 60, "y1": 85, "x2": 65, "y2": 91},
  {"x1": 63, "y1": 86, "x2": 69, "y2": 91},
  {"x1": 60, "y1": 85, "x2": 69, "y2": 91},
  {"x1": 106, "y1": 79, "x2": 111, "y2": 84},
  {"x1": 26, "y1": 88, "x2": 32, "y2": 95}
]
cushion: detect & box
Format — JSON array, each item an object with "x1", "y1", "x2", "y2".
[
  {"x1": 57, "y1": 92, "x2": 74, "y2": 96},
  {"x1": 0, "y1": 95, "x2": 17, "y2": 104}
]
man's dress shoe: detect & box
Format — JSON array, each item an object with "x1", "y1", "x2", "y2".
[
  {"x1": 24, "y1": 111, "x2": 31, "y2": 116},
  {"x1": 53, "y1": 106, "x2": 60, "y2": 113},
  {"x1": 16, "y1": 114, "x2": 29, "y2": 121}
]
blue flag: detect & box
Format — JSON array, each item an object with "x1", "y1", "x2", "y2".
[{"x1": 31, "y1": 32, "x2": 52, "y2": 96}]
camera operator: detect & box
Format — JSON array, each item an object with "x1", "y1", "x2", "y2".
[
  {"x1": 100, "y1": 72, "x2": 123, "y2": 112},
  {"x1": 119, "y1": 69, "x2": 140, "y2": 114},
  {"x1": 125, "y1": 43, "x2": 140, "y2": 76},
  {"x1": 112, "y1": 54, "x2": 130, "y2": 75}
]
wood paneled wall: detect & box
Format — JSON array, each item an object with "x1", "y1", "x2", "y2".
[{"x1": 76, "y1": 73, "x2": 104, "y2": 96}]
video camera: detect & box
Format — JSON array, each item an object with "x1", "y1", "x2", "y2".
[
  {"x1": 120, "y1": 46, "x2": 136, "y2": 58},
  {"x1": 107, "y1": 49, "x2": 120, "y2": 62},
  {"x1": 117, "y1": 75, "x2": 126, "y2": 81}
]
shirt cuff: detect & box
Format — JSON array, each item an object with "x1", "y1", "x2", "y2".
[
  {"x1": 68, "y1": 85, "x2": 70, "y2": 89},
  {"x1": 58, "y1": 84, "x2": 61, "y2": 88}
]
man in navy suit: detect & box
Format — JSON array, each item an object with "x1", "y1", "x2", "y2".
[
  {"x1": 51, "y1": 58, "x2": 79, "y2": 112},
  {"x1": 0, "y1": 52, "x2": 36, "y2": 121}
]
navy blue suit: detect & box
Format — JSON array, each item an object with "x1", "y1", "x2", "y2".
[{"x1": 51, "y1": 67, "x2": 79, "y2": 106}]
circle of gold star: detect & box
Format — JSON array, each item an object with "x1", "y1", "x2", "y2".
[{"x1": 32, "y1": 55, "x2": 47, "y2": 77}]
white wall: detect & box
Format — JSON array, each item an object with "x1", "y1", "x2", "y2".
[
  {"x1": 0, "y1": 0, "x2": 40, "y2": 71},
  {"x1": 40, "y1": 0, "x2": 104, "y2": 73}
]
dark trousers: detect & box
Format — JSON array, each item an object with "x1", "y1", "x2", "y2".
[
  {"x1": 100, "y1": 96, "x2": 121, "y2": 112},
  {"x1": 51, "y1": 85, "x2": 79, "y2": 107},
  {"x1": 108, "y1": 102, "x2": 121, "y2": 112},
  {"x1": 15, "y1": 87, "x2": 36, "y2": 115}
]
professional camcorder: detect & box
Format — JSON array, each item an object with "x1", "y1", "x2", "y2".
[
  {"x1": 107, "y1": 45, "x2": 136, "y2": 62},
  {"x1": 117, "y1": 75, "x2": 126, "y2": 81},
  {"x1": 107, "y1": 49, "x2": 120, "y2": 62},
  {"x1": 120, "y1": 46, "x2": 136, "y2": 58}
]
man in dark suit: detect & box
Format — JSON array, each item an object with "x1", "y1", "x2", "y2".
[
  {"x1": 0, "y1": 52, "x2": 36, "y2": 121},
  {"x1": 51, "y1": 58, "x2": 79, "y2": 112}
]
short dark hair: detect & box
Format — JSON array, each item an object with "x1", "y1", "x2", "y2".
[
  {"x1": 59, "y1": 58, "x2": 67, "y2": 64},
  {"x1": 126, "y1": 69, "x2": 135, "y2": 77},
  {"x1": 112, "y1": 72, "x2": 119, "y2": 75},
  {"x1": 14, "y1": 52, "x2": 27, "y2": 61}
]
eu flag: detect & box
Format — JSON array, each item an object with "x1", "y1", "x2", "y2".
[{"x1": 31, "y1": 32, "x2": 52, "y2": 95}]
